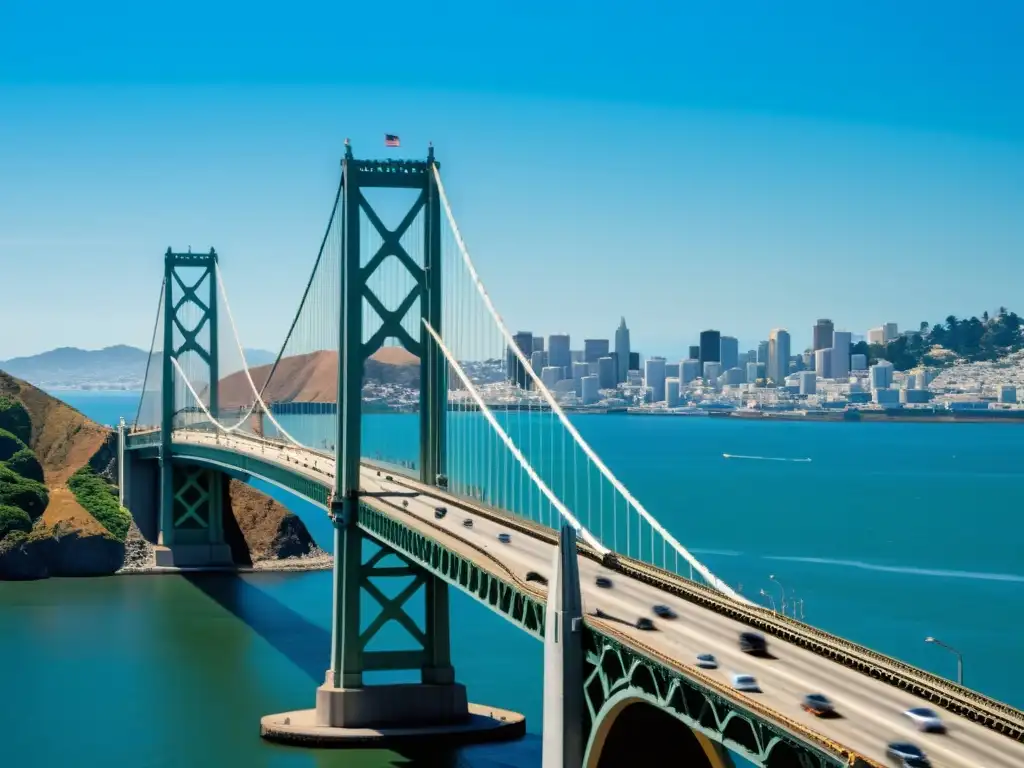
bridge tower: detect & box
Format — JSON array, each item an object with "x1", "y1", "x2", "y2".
[
  {"x1": 315, "y1": 142, "x2": 463, "y2": 730},
  {"x1": 155, "y1": 248, "x2": 232, "y2": 567}
]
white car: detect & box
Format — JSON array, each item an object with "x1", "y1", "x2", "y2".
[
  {"x1": 903, "y1": 707, "x2": 946, "y2": 733},
  {"x1": 731, "y1": 673, "x2": 760, "y2": 693},
  {"x1": 696, "y1": 653, "x2": 718, "y2": 669}
]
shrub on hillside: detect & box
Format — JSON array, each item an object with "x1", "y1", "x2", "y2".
[
  {"x1": 0, "y1": 465, "x2": 49, "y2": 520},
  {"x1": 0, "y1": 396, "x2": 32, "y2": 445},
  {"x1": 67, "y1": 466, "x2": 131, "y2": 542},
  {"x1": 0, "y1": 504, "x2": 32, "y2": 540},
  {"x1": 3, "y1": 447, "x2": 44, "y2": 483},
  {"x1": 0, "y1": 428, "x2": 26, "y2": 462}
]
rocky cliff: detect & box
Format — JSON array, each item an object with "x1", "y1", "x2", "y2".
[{"x1": 0, "y1": 371, "x2": 320, "y2": 580}]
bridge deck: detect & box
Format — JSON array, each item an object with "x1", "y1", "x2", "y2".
[{"x1": 165, "y1": 430, "x2": 1024, "y2": 768}]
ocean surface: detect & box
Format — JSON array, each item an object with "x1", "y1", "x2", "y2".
[{"x1": 2, "y1": 390, "x2": 1022, "y2": 767}]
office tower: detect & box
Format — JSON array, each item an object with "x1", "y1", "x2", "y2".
[
  {"x1": 746, "y1": 349, "x2": 757, "y2": 363},
  {"x1": 688, "y1": 345, "x2": 700, "y2": 361},
  {"x1": 813, "y1": 319, "x2": 834, "y2": 351},
  {"x1": 507, "y1": 331, "x2": 533, "y2": 388},
  {"x1": 614, "y1": 317, "x2": 630, "y2": 383},
  {"x1": 802, "y1": 351, "x2": 814, "y2": 369},
  {"x1": 798, "y1": 371, "x2": 816, "y2": 395},
  {"x1": 627, "y1": 371, "x2": 643, "y2": 386},
  {"x1": 644, "y1": 356, "x2": 667, "y2": 402},
  {"x1": 757, "y1": 340, "x2": 769, "y2": 363},
  {"x1": 530, "y1": 350, "x2": 546, "y2": 383},
  {"x1": 869, "y1": 360, "x2": 894, "y2": 389},
  {"x1": 867, "y1": 327, "x2": 885, "y2": 345},
  {"x1": 597, "y1": 356, "x2": 616, "y2": 388},
  {"x1": 681, "y1": 359, "x2": 700, "y2": 384},
  {"x1": 699, "y1": 330, "x2": 721, "y2": 369},
  {"x1": 570, "y1": 350, "x2": 585, "y2": 363},
  {"x1": 832, "y1": 331, "x2": 851, "y2": 380},
  {"x1": 767, "y1": 329, "x2": 791, "y2": 383},
  {"x1": 584, "y1": 339, "x2": 610, "y2": 363},
  {"x1": 814, "y1": 348, "x2": 832, "y2": 379},
  {"x1": 581, "y1": 375, "x2": 600, "y2": 405},
  {"x1": 722, "y1": 368, "x2": 743, "y2": 386},
  {"x1": 851, "y1": 353, "x2": 867, "y2": 371},
  {"x1": 571, "y1": 361, "x2": 589, "y2": 395},
  {"x1": 746, "y1": 361, "x2": 760, "y2": 383},
  {"x1": 666, "y1": 377, "x2": 681, "y2": 408},
  {"x1": 540, "y1": 366, "x2": 562, "y2": 389},
  {"x1": 884, "y1": 322, "x2": 898, "y2": 342},
  {"x1": 703, "y1": 361, "x2": 722, "y2": 383},
  {"x1": 548, "y1": 333, "x2": 571, "y2": 374},
  {"x1": 720, "y1": 335, "x2": 739, "y2": 372},
  {"x1": 532, "y1": 337, "x2": 545, "y2": 354},
  {"x1": 665, "y1": 362, "x2": 680, "y2": 379},
  {"x1": 628, "y1": 351, "x2": 640, "y2": 371}
]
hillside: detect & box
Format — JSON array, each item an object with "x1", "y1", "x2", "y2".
[
  {"x1": 0, "y1": 345, "x2": 277, "y2": 391},
  {"x1": 218, "y1": 347, "x2": 419, "y2": 409},
  {"x1": 0, "y1": 370, "x2": 320, "y2": 579}
]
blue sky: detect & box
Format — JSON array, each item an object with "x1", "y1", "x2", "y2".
[{"x1": 1, "y1": 1, "x2": 1022, "y2": 360}]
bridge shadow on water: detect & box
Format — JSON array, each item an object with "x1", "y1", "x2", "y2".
[{"x1": 183, "y1": 573, "x2": 542, "y2": 768}]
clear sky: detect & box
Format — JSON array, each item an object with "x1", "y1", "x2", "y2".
[{"x1": 1, "y1": 1, "x2": 1022, "y2": 360}]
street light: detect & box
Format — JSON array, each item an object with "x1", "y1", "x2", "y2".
[
  {"x1": 925, "y1": 636, "x2": 963, "y2": 685},
  {"x1": 759, "y1": 589, "x2": 776, "y2": 614},
  {"x1": 769, "y1": 574, "x2": 786, "y2": 613}
]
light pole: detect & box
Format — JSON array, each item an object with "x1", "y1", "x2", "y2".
[
  {"x1": 759, "y1": 589, "x2": 776, "y2": 614},
  {"x1": 925, "y1": 636, "x2": 963, "y2": 685},
  {"x1": 769, "y1": 574, "x2": 786, "y2": 614}
]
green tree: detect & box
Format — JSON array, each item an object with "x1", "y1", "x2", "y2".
[
  {"x1": 0, "y1": 396, "x2": 31, "y2": 445},
  {"x1": 4, "y1": 447, "x2": 44, "y2": 483},
  {"x1": 0, "y1": 504, "x2": 32, "y2": 540},
  {"x1": 0, "y1": 464, "x2": 48, "y2": 520},
  {"x1": 0, "y1": 428, "x2": 26, "y2": 463}
]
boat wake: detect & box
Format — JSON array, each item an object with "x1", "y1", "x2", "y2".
[{"x1": 722, "y1": 453, "x2": 812, "y2": 463}]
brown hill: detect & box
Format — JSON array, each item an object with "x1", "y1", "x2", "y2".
[{"x1": 218, "y1": 347, "x2": 420, "y2": 409}]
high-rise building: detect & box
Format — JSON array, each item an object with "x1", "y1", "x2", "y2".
[
  {"x1": 699, "y1": 330, "x2": 721, "y2": 369},
  {"x1": 869, "y1": 360, "x2": 894, "y2": 390},
  {"x1": 532, "y1": 337, "x2": 545, "y2": 354},
  {"x1": 814, "y1": 348, "x2": 832, "y2": 379},
  {"x1": 584, "y1": 339, "x2": 610, "y2": 363},
  {"x1": 746, "y1": 349, "x2": 758, "y2": 363},
  {"x1": 813, "y1": 319, "x2": 834, "y2": 351},
  {"x1": 767, "y1": 329, "x2": 791, "y2": 384},
  {"x1": 688, "y1": 345, "x2": 700, "y2": 361},
  {"x1": 540, "y1": 366, "x2": 562, "y2": 389},
  {"x1": 832, "y1": 331, "x2": 851, "y2": 380},
  {"x1": 571, "y1": 361, "x2": 589, "y2": 395},
  {"x1": 681, "y1": 359, "x2": 700, "y2": 383},
  {"x1": 703, "y1": 361, "x2": 722, "y2": 383},
  {"x1": 628, "y1": 351, "x2": 640, "y2": 371},
  {"x1": 644, "y1": 357, "x2": 667, "y2": 402},
  {"x1": 665, "y1": 362, "x2": 680, "y2": 379},
  {"x1": 851, "y1": 353, "x2": 867, "y2": 371},
  {"x1": 614, "y1": 317, "x2": 630, "y2": 384},
  {"x1": 867, "y1": 327, "x2": 886, "y2": 345},
  {"x1": 581, "y1": 375, "x2": 600, "y2": 405},
  {"x1": 548, "y1": 333, "x2": 571, "y2": 377},
  {"x1": 746, "y1": 361, "x2": 761, "y2": 383},
  {"x1": 666, "y1": 377, "x2": 681, "y2": 408},
  {"x1": 884, "y1": 322, "x2": 898, "y2": 342},
  {"x1": 507, "y1": 331, "x2": 533, "y2": 388},
  {"x1": 720, "y1": 335, "x2": 739, "y2": 372},
  {"x1": 530, "y1": 349, "x2": 546, "y2": 377},
  {"x1": 597, "y1": 356, "x2": 616, "y2": 389},
  {"x1": 798, "y1": 370, "x2": 816, "y2": 395},
  {"x1": 570, "y1": 350, "x2": 585, "y2": 363},
  {"x1": 757, "y1": 340, "x2": 769, "y2": 363}
]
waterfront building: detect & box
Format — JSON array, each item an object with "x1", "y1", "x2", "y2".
[
  {"x1": 681, "y1": 359, "x2": 700, "y2": 384},
  {"x1": 598, "y1": 356, "x2": 616, "y2": 389},
  {"x1": 832, "y1": 331, "x2": 852, "y2": 380},
  {"x1": 614, "y1": 317, "x2": 630, "y2": 383},
  {"x1": 644, "y1": 356, "x2": 667, "y2": 402},
  {"x1": 869, "y1": 360, "x2": 894, "y2": 390},
  {"x1": 720, "y1": 335, "x2": 739, "y2": 371},
  {"x1": 581, "y1": 375, "x2": 600, "y2": 405},
  {"x1": 571, "y1": 361, "x2": 589, "y2": 395},
  {"x1": 767, "y1": 329, "x2": 791, "y2": 384},
  {"x1": 814, "y1": 348, "x2": 832, "y2": 379},
  {"x1": 540, "y1": 366, "x2": 562, "y2": 389},
  {"x1": 813, "y1": 319, "x2": 834, "y2": 351},
  {"x1": 627, "y1": 370, "x2": 643, "y2": 386},
  {"x1": 999, "y1": 385, "x2": 1017, "y2": 404},
  {"x1": 507, "y1": 331, "x2": 533, "y2": 388},
  {"x1": 723, "y1": 367, "x2": 743, "y2": 386},
  {"x1": 798, "y1": 370, "x2": 816, "y2": 395},
  {"x1": 666, "y1": 377, "x2": 681, "y2": 407},
  {"x1": 873, "y1": 388, "x2": 900, "y2": 405}
]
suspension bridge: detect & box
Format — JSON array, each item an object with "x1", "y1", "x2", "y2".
[{"x1": 119, "y1": 143, "x2": 1024, "y2": 767}]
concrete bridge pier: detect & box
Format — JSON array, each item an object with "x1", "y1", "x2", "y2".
[{"x1": 152, "y1": 463, "x2": 234, "y2": 567}]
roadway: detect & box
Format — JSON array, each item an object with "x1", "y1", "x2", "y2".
[{"x1": 171, "y1": 430, "x2": 1024, "y2": 768}]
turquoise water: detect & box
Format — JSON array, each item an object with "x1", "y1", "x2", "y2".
[{"x1": 5, "y1": 390, "x2": 1020, "y2": 766}]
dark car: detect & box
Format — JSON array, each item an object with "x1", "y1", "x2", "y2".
[
  {"x1": 596, "y1": 576, "x2": 613, "y2": 589},
  {"x1": 462, "y1": 518, "x2": 473, "y2": 528},
  {"x1": 498, "y1": 533, "x2": 511, "y2": 544},
  {"x1": 434, "y1": 506, "x2": 447, "y2": 519},
  {"x1": 801, "y1": 693, "x2": 835, "y2": 717},
  {"x1": 385, "y1": 475, "x2": 393, "y2": 481},
  {"x1": 436, "y1": 473, "x2": 449, "y2": 489},
  {"x1": 526, "y1": 571, "x2": 548, "y2": 585},
  {"x1": 635, "y1": 617, "x2": 655, "y2": 631},
  {"x1": 885, "y1": 742, "x2": 931, "y2": 767},
  {"x1": 652, "y1": 604, "x2": 677, "y2": 620},
  {"x1": 739, "y1": 632, "x2": 768, "y2": 655}
]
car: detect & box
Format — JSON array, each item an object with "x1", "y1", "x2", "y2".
[
  {"x1": 497, "y1": 533, "x2": 511, "y2": 544},
  {"x1": 436, "y1": 473, "x2": 449, "y2": 489},
  {"x1": 462, "y1": 518, "x2": 473, "y2": 528},
  {"x1": 902, "y1": 707, "x2": 946, "y2": 733},
  {"x1": 385, "y1": 474, "x2": 393, "y2": 481},
  {"x1": 731, "y1": 674, "x2": 760, "y2": 693},
  {"x1": 635, "y1": 617, "x2": 655, "y2": 631},
  {"x1": 526, "y1": 571, "x2": 548, "y2": 585},
  {"x1": 801, "y1": 693, "x2": 835, "y2": 717},
  {"x1": 652, "y1": 604, "x2": 677, "y2": 620},
  {"x1": 695, "y1": 653, "x2": 718, "y2": 669},
  {"x1": 376, "y1": 470, "x2": 381, "y2": 476},
  {"x1": 739, "y1": 631, "x2": 768, "y2": 655},
  {"x1": 596, "y1": 576, "x2": 613, "y2": 589},
  {"x1": 885, "y1": 742, "x2": 931, "y2": 767},
  {"x1": 402, "y1": 500, "x2": 408, "y2": 507},
  {"x1": 434, "y1": 506, "x2": 447, "y2": 520}
]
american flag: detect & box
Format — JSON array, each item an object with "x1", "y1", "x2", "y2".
[{"x1": 385, "y1": 134, "x2": 400, "y2": 147}]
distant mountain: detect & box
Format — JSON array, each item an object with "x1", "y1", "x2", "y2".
[{"x1": 0, "y1": 345, "x2": 278, "y2": 391}]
